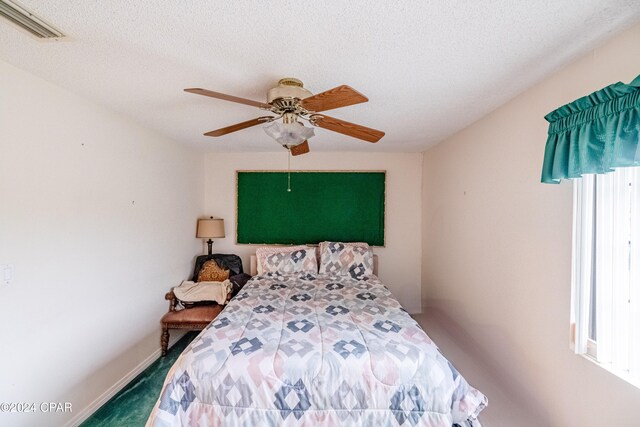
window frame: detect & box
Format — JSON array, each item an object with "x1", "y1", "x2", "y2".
[{"x1": 571, "y1": 169, "x2": 640, "y2": 388}]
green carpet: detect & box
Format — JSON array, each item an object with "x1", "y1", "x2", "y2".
[{"x1": 81, "y1": 332, "x2": 198, "y2": 427}]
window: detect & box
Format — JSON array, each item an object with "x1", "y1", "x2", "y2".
[{"x1": 572, "y1": 168, "x2": 640, "y2": 386}]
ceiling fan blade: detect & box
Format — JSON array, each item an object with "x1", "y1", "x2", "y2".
[
  {"x1": 204, "y1": 117, "x2": 273, "y2": 137},
  {"x1": 301, "y1": 85, "x2": 368, "y2": 113},
  {"x1": 311, "y1": 114, "x2": 385, "y2": 143},
  {"x1": 290, "y1": 140, "x2": 310, "y2": 156},
  {"x1": 185, "y1": 88, "x2": 272, "y2": 109}
]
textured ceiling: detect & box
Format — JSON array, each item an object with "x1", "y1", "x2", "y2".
[{"x1": 1, "y1": 1, "x2": 639, "y2": 153}]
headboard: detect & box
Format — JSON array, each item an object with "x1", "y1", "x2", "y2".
[{"x1": 250, "y1": 254, "x2": 379, "y2": 276}]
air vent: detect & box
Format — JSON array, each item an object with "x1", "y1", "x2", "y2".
[{"x1": 0, "y1": 0, "x2": 64, "y2": 39}]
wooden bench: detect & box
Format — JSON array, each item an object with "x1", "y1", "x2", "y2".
[{"x1": 160, "y1": 289, "x2": 224, "y2": 356}]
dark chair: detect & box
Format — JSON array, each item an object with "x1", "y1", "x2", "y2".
[{"x1": 160, "y1": 254, "x2": 247, "y2": 356}]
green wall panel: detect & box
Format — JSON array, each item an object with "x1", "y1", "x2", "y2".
[{"x1": 237, "y1": 171, "x2": 385, "y2": 246}]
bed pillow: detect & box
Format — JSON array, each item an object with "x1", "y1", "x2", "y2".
[
  {"x1": 256, "y1": 245, "x2": 309, "y2": 274},
  {"x1": 319, "y1": 241, "x2": 374, "y2": 279},
  {"x1": 256, "y1": 245, "x2": 318, "y2": 274},
  {"x1": 197, "y1": 259, "x2": 230, "y2": 282}
]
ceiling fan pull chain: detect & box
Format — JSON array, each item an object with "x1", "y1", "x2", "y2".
[{"x1": 287, "y1": 149, "x2": 292, "y2": 192}]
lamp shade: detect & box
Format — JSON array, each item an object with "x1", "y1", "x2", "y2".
[
  {"x1": 196, "y1": 218, "x2": 225, "y2": 238},
  {"x1": 264, "y1": 121, "x2": 314, "y2": 147}
]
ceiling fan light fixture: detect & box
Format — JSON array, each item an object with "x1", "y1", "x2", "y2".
[
  {"x1": 264, "y1": 121, "x2": 314, "y2": 147},
  {"x1": 186, "y1": 78, "x2": 385, "y2": 152}
]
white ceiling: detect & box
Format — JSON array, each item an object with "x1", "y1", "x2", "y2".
[{"x1": 1, "y1": 1, "x2": 639, "y2": 153}]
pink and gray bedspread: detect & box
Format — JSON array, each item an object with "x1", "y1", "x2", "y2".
[{"x1": 147, "y1": 272, "x2": 487, "y2": 426}]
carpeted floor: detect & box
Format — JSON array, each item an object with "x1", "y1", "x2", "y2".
[{"x1": 81, "y1": 332, "x2": 198, "y2": 427}]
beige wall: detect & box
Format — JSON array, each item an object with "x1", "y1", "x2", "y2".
[
  {"x1": 422, "y1": 24, "x2": 640, "y2": 426},
  {"x1": 0, "y1": 59, "x2": 203, "y2": 426},
  {"x1": 204, "y1": 152, "x2": 423, "y2": 313}
]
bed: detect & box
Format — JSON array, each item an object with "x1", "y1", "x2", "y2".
[{"x1": 147, "y1": 243, "x2": 486, "y2": 426}]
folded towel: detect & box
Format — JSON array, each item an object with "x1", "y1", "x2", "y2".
[{"x1": 173, "y1": 280, "x2": 231, "y2": 304}]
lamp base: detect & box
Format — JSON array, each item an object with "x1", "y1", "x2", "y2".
[{"x1": 206, "y1": 239, "x2": 213, "y2": 255}]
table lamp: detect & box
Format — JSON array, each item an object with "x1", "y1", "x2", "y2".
[{"x1": 196, "y1": 217, "x2": 225, "y2": 255}]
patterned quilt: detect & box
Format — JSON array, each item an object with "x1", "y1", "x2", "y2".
[{"x1": 147, "y1": 272, "x2": 487, "y2": 426}]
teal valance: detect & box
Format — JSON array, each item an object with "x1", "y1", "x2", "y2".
[{"x1": 541, "y1": 74, "x2": 640, "y2": 184}]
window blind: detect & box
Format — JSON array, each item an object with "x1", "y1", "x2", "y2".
[{"x1": 573, "y1": 168, "x2": 640, "y2": 380}]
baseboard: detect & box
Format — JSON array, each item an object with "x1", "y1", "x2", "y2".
[{"x1": 64, "y1": 331, "x2": 186, "y2": 427}]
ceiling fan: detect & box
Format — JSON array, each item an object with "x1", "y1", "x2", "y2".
[{"x1": 185, "y1": 78, "x2": 385, "y2": 156}]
